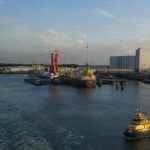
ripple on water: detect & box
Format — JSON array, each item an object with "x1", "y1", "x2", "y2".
[
  {"x1": 0, "y1": 121, "x2": 54, "y2": 150},
  {"x1": 0, "y1": 109, "x2": 85, "y2": 150}
]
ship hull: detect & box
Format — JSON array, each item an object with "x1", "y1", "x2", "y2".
[
  {"x1": 124, "y1": 129, "x2": 150, "y2": 139},
  {"x1": 60, "y1": 76, "x2": 96, "y2": 88},
  {"x1": 28, "y1": 70, "x2": 49, "y2": 79}
]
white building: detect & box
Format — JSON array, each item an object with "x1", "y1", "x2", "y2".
[
  {"x1": 110, "y1": 48, "x2": 150, "y2": 73},
  {"x1": 136, "y1": 48, "x2": 150, "y2": 73},
  {"x1": 9, "y1": 66, "x2": 32, "y2": 72}
]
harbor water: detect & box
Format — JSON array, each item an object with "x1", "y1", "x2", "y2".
[{"x1": 0, "y1": 74, "x2": 150, "y2": 150}]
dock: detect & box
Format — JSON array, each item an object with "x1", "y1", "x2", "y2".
[
  {"x1": 96, "y1": 77, "x2": 126, "y2": 90},
  {"x1": 24, "y1": 78, "x2": 51, "y2": 86},
  {"x1": 24, "y1": 77, "x2": 62, "y2": 86},
  {"x1": 97, "y1": 78, "x2": 126, "y2": 85}
]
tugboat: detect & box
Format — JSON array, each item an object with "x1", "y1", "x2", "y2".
[{"x1": 124, "y1": 108, "x2": 150, "y2": 139}]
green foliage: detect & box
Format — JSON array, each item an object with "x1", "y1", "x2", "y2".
[
  {"x1": 0, "y1": 63, "x2": 32, "y2": 67},
  {"x1": 0, "y1": 63, "x2": 79, "y2": 68}
]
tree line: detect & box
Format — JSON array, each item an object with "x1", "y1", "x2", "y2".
[{"x1": 0, "y1": 63, "x2": 79, "y2": 68}]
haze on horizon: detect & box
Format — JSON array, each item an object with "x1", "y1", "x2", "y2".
[{"x1": 0, "y1": 0, "x2": 150, "y2": 65}]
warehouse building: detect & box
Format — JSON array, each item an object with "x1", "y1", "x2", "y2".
[
  {"x1": 110, "y1": 56, "x2": 136, "y2": 69},
  {"x1": 110, "y1": 48, "x2": 150, "y2": 73}
]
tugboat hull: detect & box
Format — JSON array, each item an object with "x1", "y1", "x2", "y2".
[{"x1": 124, "y1": 129, "x2": 150, "y2": 139}]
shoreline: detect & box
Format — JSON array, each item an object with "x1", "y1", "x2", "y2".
[
  {"x1": 115, "y1": 74, "x2": 148, "y2": 81},
  {"x1": 0, "y1": 71, "x2": 27, "y2": 74}
]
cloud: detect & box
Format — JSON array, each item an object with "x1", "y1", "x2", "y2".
[
  {"x1": 0, "y1": 16, "x2": 19, "y2": 26},
  {"x1": 119, "y1": 18, "x2": 150, "y2": 26},
  {"x1": 37, "y1": 28, "x2": 72, "y2": 48},
  {"x1": 0, "y1": 29, "x2": 36, "y2": 51},
  {"x1": 131, "y1": 37, "x2": 150, "y2": 48},
  {"x1": 99, "y1": 29, "x2": 120, "y2": 34},
  {"x1": 76, "y1": 33, "x2": 88, "y2": 44},
  {"x1": 119, "y1": 36, "x2": 150, "y2": 56},
  {"x1": 0, "y1": 17, "x2": 39, "y2": 53},
  {"x1": 122, "y1": 45, "x2": 135, "y2": 55},
  {"x1": 138, "y1": 37, "x2": 150, "y2": 43},
  {"x1": 37, "y1": 28, "x2": 89, "y2": 49},
  {"x1": 93, "y1": 9, "x2": 113, "y2": 18}
]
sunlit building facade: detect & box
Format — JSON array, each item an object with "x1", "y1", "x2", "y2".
[
  {"x1": 110, "y1": 48, "x2": 150, "y2": 73},
  {"x1": 136, "y1": 48, "x2": 150, "y2": 73}
]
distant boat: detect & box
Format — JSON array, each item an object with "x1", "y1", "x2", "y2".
[{"x1": 142, "y1": 79, "x2": 150, "y2": 84}]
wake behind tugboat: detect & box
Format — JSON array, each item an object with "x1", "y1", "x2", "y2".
[{"x1": 124, "y1": 108, "x2": 150, "y2": 139}]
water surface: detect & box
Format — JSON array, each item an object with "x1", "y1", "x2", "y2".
[{"x1": 0, "y1": 75, "x2": 150, "y2": 150}]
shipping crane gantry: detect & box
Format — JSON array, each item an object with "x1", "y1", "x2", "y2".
[{"x1": 50, "y1": 49, "x2": 63, "y2": 79}]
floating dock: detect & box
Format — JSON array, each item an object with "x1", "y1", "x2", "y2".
[
  {"x1": 24, "y1": 78, "x2": 51, "y2": 86},
  {"x1": 97, "y1": 78, "x2": 126, "y2": 85}
]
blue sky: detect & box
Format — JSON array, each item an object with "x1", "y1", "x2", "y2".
[{"x1": 0, "y1": 0, "x2": 150, "y2": 64}]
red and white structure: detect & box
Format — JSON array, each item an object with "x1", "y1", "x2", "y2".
[{"x1": 50, "y1": 49, "x2": 63, "y2": 79}]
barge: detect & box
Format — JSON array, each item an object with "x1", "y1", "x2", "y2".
[{"x1": 60, "y1": 64, "x2": 96, "y2": 88}]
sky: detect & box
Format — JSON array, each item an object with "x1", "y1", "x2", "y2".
[{"x1": 0, "y1": 0, "x2": 150, "y2": 65}]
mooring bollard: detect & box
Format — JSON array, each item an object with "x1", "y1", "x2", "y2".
[
  {"x1": 98, "y1": 80, "x2": 102, "y2": 87},
  {"x1": 120, "y1": 82, "x2": 125, "y2": 91},
  {"x1": 116, "y1": 82, "x2": 119, "y2": 90}
]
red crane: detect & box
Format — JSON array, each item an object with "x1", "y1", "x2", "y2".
[{"x1": 50, "y1": 49, "x2": 63, "y2": 79}]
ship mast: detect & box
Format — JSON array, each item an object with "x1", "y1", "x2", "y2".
[
  {"x1": 86, "y1": 40, "x2": 89, "y2": 65},
  {"x1": 85, "y1": 39, "x2": 91, "y2": 76}
]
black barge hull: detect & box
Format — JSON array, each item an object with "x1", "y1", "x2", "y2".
[{"x1": 60, "y1": 77, "x2": 96, "y2": 88}]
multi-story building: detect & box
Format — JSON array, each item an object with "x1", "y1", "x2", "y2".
[
  {"x1": 136, "y1": 48, "x2": 150, "y2": 73},
  {"x1": 110, "y1": 48, "x2": 150, "y2": 73},
  {"x1": 110, "y1": 56, "x2": 136, "y2": 69}
]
